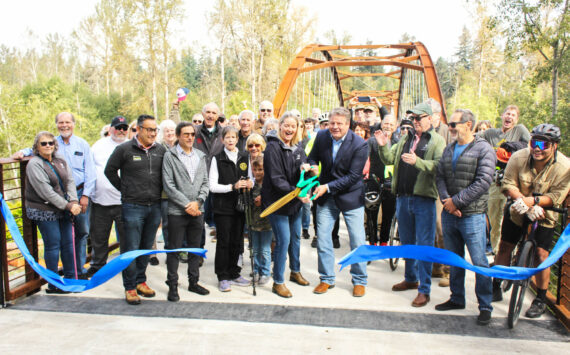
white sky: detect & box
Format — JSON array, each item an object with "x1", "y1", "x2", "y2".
[{"x1": 0, "y1": 0, "x2": 472, "y2": 60}]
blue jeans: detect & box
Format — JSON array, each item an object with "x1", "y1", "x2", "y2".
[
  {"x1": 316, "y1": 198, "x2": 367, "y2": 286},
  {"x1": 442, "y1": 211, "x2": 493, "y2": 312},
  {"x1": 251, "y1": 230, "x2": 273, "y2": 276},
  {"x1": 73, "y1": 191, "x2": 89, "y2": 275},
  {"x1": 36, "y1": 216, "x2": 75, "y2": 282},
  {"x1": 121, "y1": 202, "x2": 162, "y2": 290},
  {"x1": 302, "y1": 202, "x2": 311, "y2": 230},
  {"x1": 396, "y1": 196, "x2": 436, "y2": 294},
  {"x1": 268, "y1": 211, "x2": 302, "y2": 284}
]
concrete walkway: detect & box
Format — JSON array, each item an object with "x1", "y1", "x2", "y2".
[{"x1": 1, "y1": 220, "x2": 568, "y2": 353}]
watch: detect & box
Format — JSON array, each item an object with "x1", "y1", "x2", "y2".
[{"x1": 534, "y1": 196, "x2": 540, "y2": 206}]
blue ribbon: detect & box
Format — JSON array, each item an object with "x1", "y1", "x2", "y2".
[
  {"x1": 339, "y1": 224, "x2": 570, "y2": 280},
  {"x1": 1, "y1": 194, "x2": 206, "y2": 292}
]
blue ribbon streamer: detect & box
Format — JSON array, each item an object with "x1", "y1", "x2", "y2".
[
  {"x1": 339, "y1": 224, "x2": 570, "y2": 281},
  {"x1": 1, "y1": 193, "x2": 206, "y2": 292}
]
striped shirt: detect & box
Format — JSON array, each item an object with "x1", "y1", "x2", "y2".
[{"x1": 176, "y1": 144, "x2": 199, "y2": 182}]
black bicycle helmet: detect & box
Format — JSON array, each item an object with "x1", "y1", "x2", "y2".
[
  {"x1": 364, "y1": 191, "x2": 380, "y2": 209},
  {"x1": 531, "y1": 123, "x2": 561, "y2": 143}
]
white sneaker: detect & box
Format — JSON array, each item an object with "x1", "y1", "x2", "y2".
[{"x1": 258, "y1": 275, "x2": 271, "y2": 285}]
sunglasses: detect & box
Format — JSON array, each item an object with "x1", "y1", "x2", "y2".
[
  {"x1": 260, "y1": 109, "x2": 272, "y2": 113},
  {"x1": 40, "y1": 141, "x2": 55, "y2": 147},
  {"x1": 115, "y1": 125, "x2": 129, "y2": 131},
  {"x1": 131, "y1": 128, "x2": 137, "y2": 132},
  {"x1": 449, "y1": 120, "x2": 468, "y2": 128},
  {"x1": 530, "y1": 139, "x2": 552, "y2": 150},
  {"x1": 401, "y1": 126, "x2": 412, "y2": 130},
  {"x1": 410, "y1": 115, "x2": 428, "y2": 121},
  {"x1": 248, "y1": 143, "x2": 261, "y2": 148},
  {"x1": 193, "y1": 120, "x2": 203, "y2": 124}
]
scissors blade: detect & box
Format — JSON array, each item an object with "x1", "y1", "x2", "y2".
[{"x1": 260, "y1": 188, "x2": 301, "y2": 218}]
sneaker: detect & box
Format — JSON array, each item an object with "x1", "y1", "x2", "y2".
[
  {"x1": 477, "y1": 310, "x2": 492, "y2": 325},
  {"x1": 231, "y1": 275, "x2": 251, "y2": 287},
  {"x1": 525, "y1": 298, "x2": 547, "y2": 318},
  {"x1": 136, "y1": 282, "x2": 156, "y2": 298},
  {"x1": 219, "y1": 280, "x2": 231, "y2": 292},
  {"x1": 188, "y1": 283, "x2": 210, "y2": 296},
  {"x1": 258, "y1": 275, "x2": 271, "y2": 285},
  {"x1": 211, "y1": 236, "x2": 217, "y2": 243},
  {"x1": 492, "y1": 284, "x2": 503, "y2": 302},
  {"x1": 125, "y1": 289, "x2": 141, "y2": 305},
  {"x1": 46, "y1": 287, "x2": 70, "y2": 294},
  {"x1": 311, "y1": 237, "x2": 318, "y2": 248},
  {"x1": 149, "y1": 256, "x2": 159, "y2": 266},
  {"x1": 302, "y1": 229, "x2": 310, "y2": 239},
  {"x1": 178, "y1": 252, "x2": 188, "y2": 263},
  {"x1": 210, "y1": 228, "x2": 216, "y2": 237}
]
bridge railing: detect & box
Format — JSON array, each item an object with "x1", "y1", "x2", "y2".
[{"x1": 0, "y1": 157, "x2": 119, "y2": 305}]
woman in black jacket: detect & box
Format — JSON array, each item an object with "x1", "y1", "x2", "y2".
[
  {"x1": 209, "y1": 126, "x2": 252, "y2": 292},
  {"x1": 262, "y1": 112, "x2": 311, "y2": 298}
]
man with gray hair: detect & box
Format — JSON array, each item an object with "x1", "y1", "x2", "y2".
[
  {"x1": 237, "y1": 109, "x2": 255, "y2": 152},
  {"x1": 435, "y1": 109, "x2": 496, "y2": 325},
  {"x1": 308, "y1": 107, "x2": 369, "y2": 297},
  {"x1": 255, "y1": 100, "x2": 274, "y2": 134},
  {"x1": 425, "y1": 98, "x2": 452, "y2": 287}
]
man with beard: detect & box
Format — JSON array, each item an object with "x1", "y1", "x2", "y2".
[{"x1": 86, "y1": 116, "x2": 128, "y2": 277}]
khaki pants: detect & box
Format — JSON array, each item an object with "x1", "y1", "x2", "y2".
[
  {"x1": 488, "y1": 184, "x2": 507, "y2": 254},
  {"x1": 433, "y1": 198, "x2": 449, "y2": 276}
]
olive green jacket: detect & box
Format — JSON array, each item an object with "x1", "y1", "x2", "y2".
[{"x1": 378, "y1": 129, "x2": 445, "y2": 199}]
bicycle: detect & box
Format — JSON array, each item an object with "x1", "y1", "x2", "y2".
[
  {"x1": 506, "y1": 204, "x2": 568, "y2": 329},
  {"x1": 388, "y1": 215, "x2": 400, "y2": 271}
]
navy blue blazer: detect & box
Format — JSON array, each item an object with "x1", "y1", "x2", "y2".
[{"x1": 308, "y1": 129, "x2": 368, "y2": 212}]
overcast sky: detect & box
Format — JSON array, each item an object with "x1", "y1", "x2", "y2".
[{"x1": 0, "y1": 0, "x2": 472, "y2": 60}]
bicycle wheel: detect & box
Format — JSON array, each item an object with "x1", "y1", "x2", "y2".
[
  {"x1": 502, "y1": 243, "x2": 521, "y2": 293},
  {"x1": 389, "y1": 216, "x2": 400, "y2": 271},
  {"x1": 507, "y1": 241, "x2": 535, "y2": 329}
]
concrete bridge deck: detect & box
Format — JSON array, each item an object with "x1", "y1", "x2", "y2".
[{"x1": 1, "y1": 222, "x2": 567, "y2": 354}]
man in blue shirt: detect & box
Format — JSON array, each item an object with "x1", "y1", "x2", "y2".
[{"x1": 15, "y1": 112, "x2": 96, "y2": 278}]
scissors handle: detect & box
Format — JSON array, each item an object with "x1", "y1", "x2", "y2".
[{"x1": 297, "y1": 170, "x2": 320, "y2": 200}]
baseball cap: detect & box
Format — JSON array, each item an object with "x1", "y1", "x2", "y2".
[
  {"x1": 111, "y1": 116, "x2": 128, "y2": 127},
  {"x1": 406, "y1": 102, "x2": 433, "y2": 116}
]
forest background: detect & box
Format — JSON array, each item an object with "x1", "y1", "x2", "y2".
[{"x1": 0, "y1": 0, "x2": 568, "y2": 156}]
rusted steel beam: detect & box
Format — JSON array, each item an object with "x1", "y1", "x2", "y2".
[
  {"x1": 299, "y1": 60, "x2": 424, "y2": 73},
  {"x1": 413, "y1": 42, "x2": 448, "y2": 123},
  {"x1": 315, "y1": 44, "x2": 416, "y2": 51}
]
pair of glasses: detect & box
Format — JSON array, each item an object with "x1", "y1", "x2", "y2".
[
  {"x1": 410, "y1": 115, "x2": 428, "y2": 121},
  {"x1": 530, "y1": 139, "x2": 552, "y2": 150},
  {"x1": 131, "y1": 128, "x2": 137, "y2": 132},
  {"x1": 115, "y1": 126, "x2": 129, "y2": 131},
  {"x1": 260, "y1": 109, "x2": 272, "y2": 113},
  {"x1": 40, "y1": 141, "x2": 55, "y2": 147},
  {"x1": 449, "y1": 120, "x2": 468, "y2": 128},
  {"x1": 248, "y1": 143, "x2": 261, "y2": 148},
  {"x1": 401, "y1": 126, "x2": 412, "y2": 131},
  {"x1": 193, "y1": 120, "x2": 203, "y2": 124},
  {"x1": 141, "y1": 127, "x2": 159, "y2": 133}
]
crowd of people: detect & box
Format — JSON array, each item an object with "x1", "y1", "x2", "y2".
[{"x1": 14, "y1": 98, "x2": 569, "y2": 326}]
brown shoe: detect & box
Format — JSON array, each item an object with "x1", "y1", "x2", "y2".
[
  {"x1": 412, "y1": 293, "x2": 430, "y2": 307},
  {"x1": 313, "y1": 282, "x2": 335, "y2": 294},
  {"x1": 125, "y1": 290, "x2": 141, "y2": 305},
  {"x1": 392, "y1": 280, "x2": 419, "y2": 291},
  {"x1": 353, "y1": 285, "x2": 365, "y2": 297},
  {"x1": 136, "y1": 282, "x2": 156, "y2": 298},
  {"x1": 290, "y1": 272, "x2": 310, "y2": 286},
  {"x1": 272, "y1": 283, "x2": 292, "y2": 298},
  {"x1": 438, "y1": 276, "x2": 450, "y2": 287}
]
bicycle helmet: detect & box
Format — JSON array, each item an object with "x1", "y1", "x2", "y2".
[
  {"x1": 531, "y1": 123, "x2": 561, "y2": 143},
  {"x1": 364, "y1": 191, "x2": 380, "y2": 209}
]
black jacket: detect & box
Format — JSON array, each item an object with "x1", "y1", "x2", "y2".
[
  {"x1": 211, "y1": 149, "x2": 249, "y2": 215},
  {"x1": 436, "y1": 136, "x2": 496, "y2": 216},
  {"x1": 194, "y1": 122, "x2": 224, "y2": 171},
  {"x1": 104, "y1": 138, "x2": 166, "y2": 205},
  {"x1": 261, "y1": 132, "x2": 307, "y2": 216}
]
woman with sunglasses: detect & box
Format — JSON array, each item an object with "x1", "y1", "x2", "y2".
[
  {"x1": 128, "y1": 120, "x2": 138, "y2": 139},
  {"x1": 25, "y1": 131, "x2": 82, "y2": 294}
]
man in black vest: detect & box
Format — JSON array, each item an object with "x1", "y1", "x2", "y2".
[{"x1": 435, "y1": 109, "x2": 496, "y2": 325}]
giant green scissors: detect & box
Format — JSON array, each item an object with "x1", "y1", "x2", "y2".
[{"x1": 260, "y1": 170, "x2": 320, "y2": 218}]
